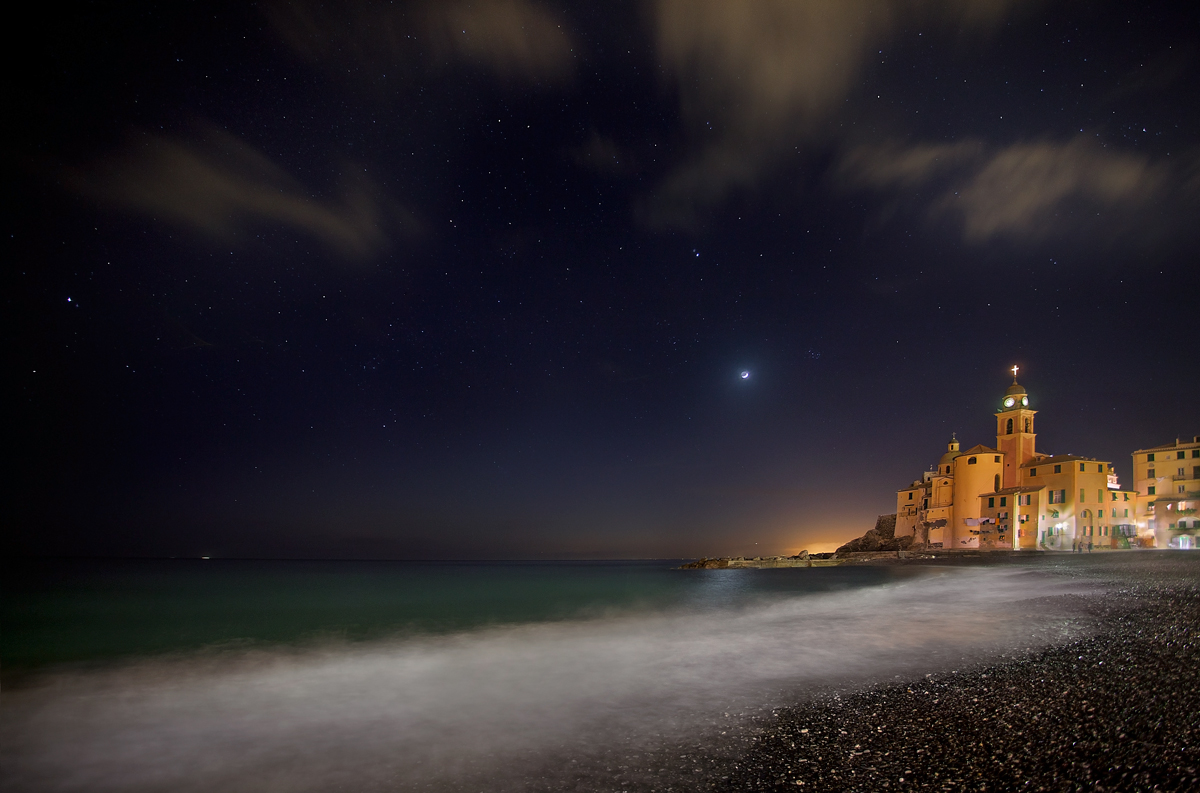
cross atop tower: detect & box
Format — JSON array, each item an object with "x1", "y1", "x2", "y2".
[{"x1": 1011, "y1": 365, "x2": 1019, "y2": 382}]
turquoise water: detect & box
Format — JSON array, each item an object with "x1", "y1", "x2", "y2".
[{"x1": 1, "y1": 558, "x2": 914, "y2": 674}]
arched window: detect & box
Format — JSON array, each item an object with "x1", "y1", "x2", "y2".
[
  {"x1": 1024, "y1": 418, "x2": 1031, "y2": 433},
  {"x1": 994, "y1": 474, "x2": 1000, "y2": 492},
  {"x1": 1006, "y1": 418, "x2": 1014, "y2": 434},
  {"x1": 968, "y1": 456, "x2": 977, "y2": 464}
]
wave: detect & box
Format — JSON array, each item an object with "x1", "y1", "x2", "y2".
[{"x1": 1, "y1": 565, "x2": 1098, "y2": 792}]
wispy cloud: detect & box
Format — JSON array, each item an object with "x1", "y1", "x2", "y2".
[
  {"x1": 267, "y1": 0, "x2": 574, "y2": 85},
  {"x1": 643, "y1": 0, "x2": 1036, "y2": 228},
  {"x1": 837, "y1": 137, "x2": 1173, "y2": 242},
  {"x1": 67, "y1": 127, "x2": 413, "y2": 257}
]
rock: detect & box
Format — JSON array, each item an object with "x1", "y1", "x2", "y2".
[
  {"x1": 679, "y1": 557, "x2": 730, "y2": 569},
  {"x1": 834, "y1": 514, "x2": 903, "y2": 556}
]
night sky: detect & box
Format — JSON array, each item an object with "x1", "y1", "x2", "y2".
[{"x1": 8, "y1": 0, "x2": 1199, "y2": 560}]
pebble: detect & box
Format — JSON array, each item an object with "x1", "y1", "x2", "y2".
[{"x1": 721, "y1": 554, "x2": 1200, "y2": 792}]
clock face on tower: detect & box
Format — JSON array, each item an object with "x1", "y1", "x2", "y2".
[
  {"x1": 1003, "y1": 397, "x2": 1015, "y2": 408},
  {"x1": 1021, "y1": 396, "x2": 1028, "y2": 406}
]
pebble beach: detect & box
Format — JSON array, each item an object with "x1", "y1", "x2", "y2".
[{"x1": 718, "y1": 553, "x2": 1200, "y2": 792}]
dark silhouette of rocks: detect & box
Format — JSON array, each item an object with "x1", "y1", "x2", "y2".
[{"x1": 834, "y1": 513, "x2": 913, "y2": 556}]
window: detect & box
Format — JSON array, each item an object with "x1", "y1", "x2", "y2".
[
  {"x1": 1148, "y1": 469, "x2": 1156, "y2": 477},
  {"x1": 923, "y1": 498, "x2": 929, "y2": 509},
  {"x1": 1195, "y1": 466, "x2": 1200, "y2": 479},
  {"x1": 1000, "y1": 497, "x2": 1007, "y2": 507},
  {"x1": 1123, "y1": 493, "x2": 1129, "y2": 501},
  {"x1": 908, "y1": 492, "x2": 913, "y2": 500},
  {"x1": 994, "y1": 456, "x2": 1000, "y2": 463},
  {"x1": 1030, "y1": 468, "x2": 1037, "y2": 476},
  {"x1": 1049, "y1": 489, "x2": 1065, "y2": 504},
  {"x1": 988, "y1": 497, "x2": 995, "y2": 508},
  {"x1": 1024, "y1": 418, "x2": 1031, "y2": 433},
  {"x1": 1111, "y1": 491, "x2": 1117, "y2": 501},
  {"x1": 1148, "y1": 486, "x2": 1156, "y2": 495},
  {"x1": 1180, "y1": 485, "x2": 1187, "y2": 494},
  {"x1": 1193, "y1": 450, "x2": 1199, "y2": 458},
  {"x1": 1179, "y1": 468, "x2": 1186, "y2": 477},
  {"x1": 1023, "y1": 494, "x2": 1032, "y2": 506},
  {"x1": 1124, "y1": 508, "x2": 1129, "y2": 517},
  {"x1": 1179, "y1": 451, "x2": 1187, "y2": 460},
  {"x1": 1080, "y1": 463, "x2": 1086, "y2": 472},
  {"x1": 994, "y1": 474, "x2": 1000, "y2": 492},
  {"x1": 968, "y1": 456, "x2": 977, "y2": 464},
  {"x1": 1006, "y1": 418, "x2": 1013, "y2": 435},
  {"x1": 1099, "y1": 490, "x2": 1104, "y2": 502},
  {"x1": 1148, "y1": 453, "x2": 1155, "y2": 462},
  {"x1": 1054, "y1": 464, "x2": 1062, "y2": 473},
  {"x1": 1080, "y1": 489, "x2": 1086, "y2": 501}
]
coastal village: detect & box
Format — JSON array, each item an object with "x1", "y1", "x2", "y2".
[{"x1": 686, "y1": 369, "x2": 1198, "y2": 568}]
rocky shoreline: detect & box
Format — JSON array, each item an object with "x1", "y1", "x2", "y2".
[
  {"x1": 682, "y1": 515, "x2": 920, "y2": 568},
  {"x1": 717, "y1": 554, "x2": 1200, "y2": 791}
]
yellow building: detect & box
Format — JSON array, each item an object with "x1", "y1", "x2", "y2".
[
  {"x1": 1131, "y1": 436, "x2": 1200, "y2": 549},
  {"x1": 895, "y1": 370, "x2": 1137, "y2": 551}
]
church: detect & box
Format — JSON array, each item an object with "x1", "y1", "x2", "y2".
[{"x1": 894, "y1": 369, "x2": 1140, "y2": 551}]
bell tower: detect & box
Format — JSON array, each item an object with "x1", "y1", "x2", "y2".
[{"x1": 995, "y1": 366, "x2": 1036, "y2": 488}]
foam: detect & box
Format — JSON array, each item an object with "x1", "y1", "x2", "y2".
[{"x1": 1, "y1": 566, "x2": 1097, "y2": 792}]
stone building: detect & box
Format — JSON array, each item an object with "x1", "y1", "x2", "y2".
[
  {"x1": 894, "y1": 370, "x2": 1138, "y2": 550},
  {"x1": 1131, "y1": 436, "x2": 1200, "y2": 549}
]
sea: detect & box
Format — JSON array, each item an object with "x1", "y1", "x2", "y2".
[{"x1": 1, "y1": 557, "x2": 1101, "y2": 792}]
